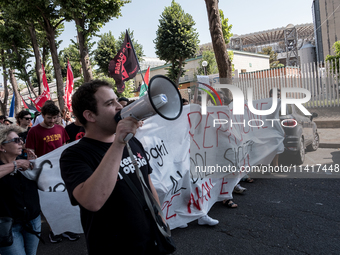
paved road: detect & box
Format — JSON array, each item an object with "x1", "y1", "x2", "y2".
[{"x1": 37, "y1": 148, "x2": 340, "y2": 255}]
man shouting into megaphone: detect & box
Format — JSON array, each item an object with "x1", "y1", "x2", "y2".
[{"x1": 60, "y1": 80, "x2": 164, "y2": 255}]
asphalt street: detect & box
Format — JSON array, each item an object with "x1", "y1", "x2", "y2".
[{"x1": 37, "y1": 148, "x2": 340, "y2": 255}]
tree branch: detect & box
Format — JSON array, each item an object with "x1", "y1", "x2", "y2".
[{"x1": 53, "y1": 18, "x2": 66, "y2": 31}]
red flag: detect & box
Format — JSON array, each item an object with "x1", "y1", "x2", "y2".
[
  {"x1": 30, "y1": 64, "x2": 51, "y2": 112},
  {"x1": 144, "y1": 66, "x2": 150, "y2": 86},
  {"x1": 32, "y1": 91, "x2": 49, "y2": 112},
  {"x1": 21, "y1": 95, "x2": 38, "y2": 113},
  {"x1": 20, "y1": 94, "x2": 29, "y2": 108},
  {"x1": 41, "y1": 64, "x2": 51, "y2": 100},
  {"x1": 108, "y1": 31, "x2": 139, "y2": 93},
  {"x1": 28, "y1": 97, "x2": 39, "y2": 110},
  {"x1": 64, "y1": 60, "x2": 74, "y2": 111}
]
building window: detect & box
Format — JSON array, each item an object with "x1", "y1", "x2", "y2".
[{"x1": 249, "y1": 63, "x2": 252, "y2": 67}]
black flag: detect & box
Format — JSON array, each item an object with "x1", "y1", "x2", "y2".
[{"x1": 108, "y1": 31, "x2": 139, "y2": 93}]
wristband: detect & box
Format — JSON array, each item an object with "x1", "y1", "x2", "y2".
[{"x1": 12, "y1": 161, "x2": 18, "y2": 174}]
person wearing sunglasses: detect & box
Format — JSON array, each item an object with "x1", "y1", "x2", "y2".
[
  {"x1": 0, "y1": 125, "x2": 40, "y2": 255},
  {"x1": 16, "y1": 110, "x2": 33, "y2": 160},
  {"x1": 16, "y1": 110, "x2": 32, "y2": 130}
]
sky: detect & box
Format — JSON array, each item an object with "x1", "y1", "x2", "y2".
[
  {"x1": 61, "y1": 0, "x2": 315, "y2": 58},
  {"x1": 1, "y1": 0, "x2": 315, "y2": 85}
]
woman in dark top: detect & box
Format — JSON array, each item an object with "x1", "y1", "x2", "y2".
[{"x1": 0, "y1": 125, "x2": 40, "y2": 255}]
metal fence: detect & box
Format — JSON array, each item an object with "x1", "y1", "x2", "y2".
[{"x1": 234, "y1": 60, "x2": 340, "y2": 108}]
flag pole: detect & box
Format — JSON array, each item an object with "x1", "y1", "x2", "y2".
[{"x1": 126, "y1": 30, "x2": 146, "y2": 85}]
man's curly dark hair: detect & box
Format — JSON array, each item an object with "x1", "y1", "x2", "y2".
[
  {"x1": 72, "y1": 80, "x2": 113, "y2": 127},
  {"x1": 16, "y1": 110, "x2": 31, "y2": 124},
  {"x1": 41, "y1": 103, "x2": 60, "y2": 116}
]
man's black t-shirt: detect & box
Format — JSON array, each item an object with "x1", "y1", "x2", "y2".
[{"x1": 60, "y1": 137, "x2": 157, "y2": 255}]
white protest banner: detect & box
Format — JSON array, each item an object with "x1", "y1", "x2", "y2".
[
  {"x1": 21, "y1": 141, "x2": 83, "y2": 235},
  {"x1": 23, "y1": 98, "x2": 284, "y2": 233},
  {"x1": 197, "y1": 75, "x2": 210, "y2": 88},
  {"x1": 135, "y1": 100, "x2": 284, "y2": 229},
  {"x1": 38, "y1": 191, "x2": 83, "y2": 235}
]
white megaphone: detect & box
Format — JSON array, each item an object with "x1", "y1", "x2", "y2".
[{"x1": 114, "y1": 75, "x2": 183, "y2": 141}]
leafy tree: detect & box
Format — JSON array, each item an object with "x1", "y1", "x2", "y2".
[
  {"x1": 2, "y1": 0, "x2": 67, "y2": 109},
  {"x1": 59, "y1": 0, "x2": 130, "y2": 82},
  {"x1": 259, "y1": 46, "x2": 280, "y2": 68},
  {"x1": 228, "y1": 50, "x2": 235, "y2": 74},
  {"x1": 0, "y1": 49, "x2": 9, "y2": 115},
  {"x1": 219, "y1": 9, "x2": 233, "y2": 45},
  {"x1": 154, "y1": 0, "x2": 199, "y2": 86},
  {"x1": 326, "y1": 41, "x2": 340, "y2": 76},
  {"x1": 94, "y1": 29, "x2": 144, "y2": 76},
  {"x1": 7, "y1": 50, "x2": 22, "y2": 114},
  {"x1": 196, "y1": 50, "x2": 234, "y2": 76},
  {"x1": 59, "y1": 44, "x2": 82, "y2": 79},
  {"x1": 0, "y1": 7, "x2": 38, "y2": 98},
  {"x1": 28, "y1": 22, "x2": 44, "y2": 92},
  {"x1": 36, "y1": 21, "x2": 64, "y2": 92},
  {"x1": 1, "y1": 0, "x2": 66, "y2": 99},
  {"x1": 31, "y1": 53, "x2": 53, "y2": 88},
  {"x1": 197, "y1": 10, "x2": 234, "y2": 76},
  {"x1": 197, "y1": 50, "x2": 218, "y2": 75},
  {"x1": 27, "y1": 20, "x2": 62, "y2": 94},
  {"x1": 205, "y1": 0, "x2": 232, "y2": 101},
  {"x1": 94, "y1": 31, "x2": 117, "y2": 75}
]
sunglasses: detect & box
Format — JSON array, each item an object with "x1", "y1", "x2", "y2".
[
  {"x1": 24, "y1": 117, "x2": 33, "y2": 120},
  {"x1": 2, "y1": 137, "x2": 23, "y2": 145}
]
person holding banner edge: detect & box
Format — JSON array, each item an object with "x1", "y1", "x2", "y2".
[
  {"x1": 60, "y1": 80, "x2": 164, "y2": 254},
  {"x1": 0, "y1": 125, "x2": 40, "y2": 255}
]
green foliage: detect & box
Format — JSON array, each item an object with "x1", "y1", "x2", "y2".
[
  {"x1": 0, "y1": 8, "x2": 34, "y2": 86},
  {"x1": 332, "y1": 41, "x2": 340, "y2": 55},
  {"x1": 325, "y1": 41, "x2": 340, "y2": 75},
  {"x1": 196, "y1": 50, "x2": 218, "y2": 75},
  {"x1": 219, "y1": 9, "x2": 233, "y2": 44},
  {"x1": 59, "y1": 0, "x2": 130, "y2": 44},
  {"x1": 94, "y1": 31, "x2": 117, "y2": 75},
  {"x1": 71, "y1": 77, "x2": 83, "y2": 92},
  {"x1": 196, "y1": 50, "x2": 234, "y2": 76},
  {"x1": 94, "y1": 29, "x2": 144, "y2": 76},
  {"x1": 93, "y1": 74, "x2": 135, "y2": 98},
  {"x1": 259, "y1": 46, "x2": 280, "y2": 68},
  {"x1": 228, "y1": 50, "x2": 235, "y2": 74},
  {"x1": 59, "y1": 0, "x2": 130, "y2": 81},
  {"x1": 31, "y1": 55, "x2": 53, "y2": 87},
  {"x1": 1, "y1": 0, "x2": 134, "y2": 105},
  {"x1": 154, "y1": 0, "x2": 199, "y2": 85},
  {"x1": 59, "y1": 44, "x2": 82, "y2": 78}
]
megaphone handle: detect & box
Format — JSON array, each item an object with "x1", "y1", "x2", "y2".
[{"x1": 124, "y1": 133, "x2": 134, "y2": 143}]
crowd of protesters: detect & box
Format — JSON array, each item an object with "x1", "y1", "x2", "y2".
[{"x1": 0, "y1": 83, "x2": 256, "y2": 255}]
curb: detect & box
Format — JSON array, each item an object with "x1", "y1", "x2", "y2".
[
  {"x1": 314, "y1": 120, "x2": 340, "y2": 128},
  {"x1": 319, "y1": 143, "x2": 340, "y2": 149}
]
